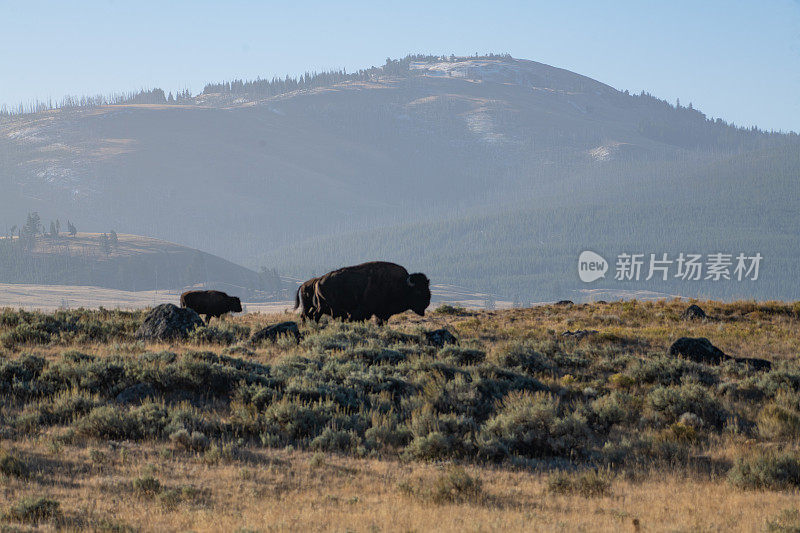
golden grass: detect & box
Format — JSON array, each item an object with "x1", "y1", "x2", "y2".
[
  {"x1": 1, "y1": 299, "x2": 799, "y2": 531},
  {"x1": 2, "y1": 440, "x2": 798, "y2": 532}
]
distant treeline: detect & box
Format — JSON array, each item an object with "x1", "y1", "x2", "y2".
[{"x1": 0, "y1": 88, "x2": 193, "y2": 116}]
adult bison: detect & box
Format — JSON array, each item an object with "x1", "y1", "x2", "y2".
[
  {"x1": 311, "y1": 261, "x2": 431, "y2": 324},
  {"x1": 294, "y1": 277, "x2": 326, "y2": 322},
  {"x1": 180, "y1": 290, "x2": 242, "y2": 323}
]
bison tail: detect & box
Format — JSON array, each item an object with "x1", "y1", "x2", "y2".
[{"x1": 293, "y1": 286, "x2": 301, "y2": 311}]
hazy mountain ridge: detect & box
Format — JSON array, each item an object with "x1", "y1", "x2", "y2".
[{"x1": 1, "y1": 55, "x2": 797, "y2": 300}]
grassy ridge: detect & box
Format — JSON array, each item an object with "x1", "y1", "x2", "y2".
[{"x1": 1, "y1": 300, "x2": 799, "y2": 530}]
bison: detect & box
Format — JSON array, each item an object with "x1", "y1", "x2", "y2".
[
  {"x1": 180, "y1": 290, "x2": 242, "y2": 323},
  {"x1": 294, "y1": 277, "x2": 326, "y2": 322},
  {"x1": 310, "y1": 261, "x2": 431, "y2": 324}
]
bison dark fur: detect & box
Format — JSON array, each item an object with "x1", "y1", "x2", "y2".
[
  {"x1": 180, "y1": 290, "x2": 242, "y2": 323},
  {"x1": 311, "y1": 261, "x2": 431, "y2": 324},
  {"x1": 294, "y1": 277, "x2": 330, "y2": 322}
]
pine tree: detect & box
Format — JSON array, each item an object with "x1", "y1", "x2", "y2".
[{"x1": 67, "y1": 220, "x2": 77, "y2": 237}]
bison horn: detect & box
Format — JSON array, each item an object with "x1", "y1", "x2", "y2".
[{"x1": 406, "y1": 275, "x2": 415, "y2": 287}]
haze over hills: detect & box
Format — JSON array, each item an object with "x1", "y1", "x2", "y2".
[{"x1": 1, "y1": 55, "x2": 797, "y2": 301}]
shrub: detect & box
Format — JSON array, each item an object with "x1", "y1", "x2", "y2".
[
  {"x1": 479, "y1": 391, "x2": 592, "y2": 459},
  {"x1": 647, "y1": 383, "x2": 725, "y2": 427},
  {"x1": 433, "y1": 304, "x2": 468, "y2": 316},
  {"x1": 728, "y1": 452, "x2": 800, "y2": 490},
  {"x1": 493, "y1": 342, "x2": 553, "y2": 374},
  {"x1": 438, "y1": 345, "x2": 485, "y2": 366},
  {"x1": 203, "y1": 443, "x2": 238, "y2": 465},
  {"x1": 0, "y1": 449, "x2": 29, "y2": 478},
  {"x1": 133, "y1": 475, "x2": 162, "y2": 497},
  {"x1": 75, "y1": 406, "x2": 140, "y2": 439},
  {"x1": 310, "y1": 428, "x2": 361, "y2": 453},
  {"x1": 399, "y1": 467, "x2": 484, "y2": 505},
  {"x1": 591, "y1": 391, "x2": 639, "y2": 428},
  {"x1": 547, "y1": 470, "x2": 613, "y2": 497},
  {"x1": 6, "y1": 497, "x2": 61, "y2": 524},
  {"x1": 1, "y1": 323, "x2": 51, "y2": 348},
  {"x1": 169, "y1": 429, "x2": 210, "y2": 451},
  {"x1": 757, "y1": 390, "x2": 800, "y2": 440},
  {"x1": 405, "y1": 432, "x2": 454, "y2": 460}
]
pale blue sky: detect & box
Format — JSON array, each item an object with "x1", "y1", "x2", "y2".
[{"x1": 1, "y1": 0, "x2": 798, "y2": 131}]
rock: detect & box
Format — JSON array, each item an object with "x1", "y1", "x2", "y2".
[
  {"x1": 250, "y1": 321, "x2": 301, "y2": 344},
  {"x1": 424, "y1": 328, "x2": 458, "y2": 347},
  {"x1": 668, "y1": 337, "x2": 729, "y2": 365},
  {"x1": 555, "y1": 300, "x2": 574, "y2": 306},
  {"x1": 682, "y1": 304, "x2": 708, "y2": 320},
  {"x1": 733, "y1": 357, "x2": 772, "y2": 372},
  {"x1": 116, "y1": 383, "x2": 155, "y2": 404},
  {"x1": 136, "y1": 304, "x2": 204, "y2": 341},
  {"x1": 562, "y1": 329, "x2": 599, "y2": 340}
]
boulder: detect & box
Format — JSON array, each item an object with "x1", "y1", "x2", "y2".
[
  {"x1": 682, "y1": 304, "x2": 708, "y2": 320},
  {"x1": 424, "y1": 328, "x2": 458, "y2": 347},
  {"x1": 668, "y1": 337, "x2": 729, "y2": 365},
  {"x1": 136, "y1": 304, "x2": 204, "y2": 341},
  {"x1": 250, "y1": 321, "x2": 301, "y2": 344}
]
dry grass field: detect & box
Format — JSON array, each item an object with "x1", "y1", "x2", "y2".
[{"x1": 1, "y1": 299, "x2": 800, "y2": 532}]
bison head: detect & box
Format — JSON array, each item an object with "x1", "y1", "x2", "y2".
[
  {"x1": 406, "y1": 273, "x2": 431, "y2": 316},
  {"x1": 229, "y1": 296, "x2": 243, "y2": 313}
]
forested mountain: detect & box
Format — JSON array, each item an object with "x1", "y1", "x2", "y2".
[{"x1": 1, "y1": 55, "x2": 797, "y2": 300}]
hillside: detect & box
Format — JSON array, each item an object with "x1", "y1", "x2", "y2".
[
  {"x1": 1, "y1": 55, "x2": 797, "y2": 300},
  {"x1": 0, "y1": 232, "x2": 282, "y2": 299},
  {"x1": 1, "y1": 301, "x2": 800, "y2": 530}
]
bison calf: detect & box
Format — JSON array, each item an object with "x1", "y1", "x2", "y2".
[{"x1": 180, "y1": 290, "x2": 242, "y2": 324}]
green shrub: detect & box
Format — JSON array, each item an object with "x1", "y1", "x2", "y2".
[
  {"x1": 547, "y1": 469, "x2": 613, "y2": 497},
  {"x1": 310, "y1": 428, "x2": 361, "y2": 453},
  {"x1": 1, "y1": 323, "x2": 51, "y2": 348},
  {"x1": 75, "y1": 406, "x2": 140, "y2": 439},
  {"x1": 169, "y1": 429, "x2": 210, "y2": 451},
  {"x1": 188, "y1": 324, "x2": 250, "y2": 345},
  {"x1": 728, "y1": 452, "x2": 800, "y2": 490},
  {"x1": 6, "y1": 497, "x2": 61, "y2": 524},
  {"x1": 647, "y1": 383, "x2": 725, "y2": 427},
  {"x1": 479, "y1": 391, "x2": 592, "y2": 459},
  {"x1": 591, "y1": 391, "x2": 639, "y2": 428},
  {"x1": 405, "y1": 432, "x2": 454, "y2": 460},
  {"x1": 433, "y1": 304, "x2": 468, "y2": 316},
  {"x1": 493, "y1": 342, "x2": 553, "y2": 374},
  {"x1": 438, "y1": 345, "x2": 485, "y2": 366}
]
